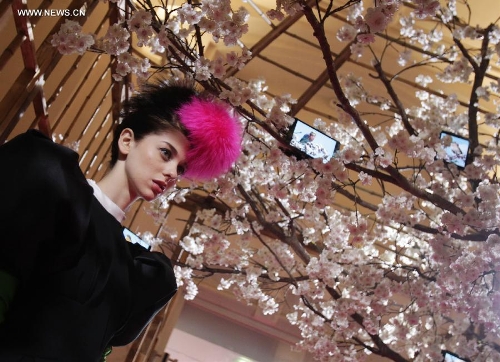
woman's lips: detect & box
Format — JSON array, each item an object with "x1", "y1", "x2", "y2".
[{"x1": 152, "y1": 180, "x2": 166, "y2": 194}]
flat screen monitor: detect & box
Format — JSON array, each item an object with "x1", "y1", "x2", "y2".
[
  {"x1": 442, "y1": 351, "x2": 470, "y2": 362},
  {"x1": 289, "y1": 118, "x2": 340, "y2": 162},
  {"x1": 439, "y1": 131, "x2": 470, "y2": 169},
  {"x1": 123, "y1": 227, "x2": 151, "y2": 251}
]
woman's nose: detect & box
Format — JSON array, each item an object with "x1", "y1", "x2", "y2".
[{"x1": 163, "y1": 163, "x2": 178, "y2": 180}]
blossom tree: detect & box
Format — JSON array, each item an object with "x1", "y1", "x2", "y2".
[{"x1": 52, "y1": 0, "x2": 500, "y2": 361}]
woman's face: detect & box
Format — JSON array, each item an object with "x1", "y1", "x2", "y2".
[{"x1": 122, "y1": 129, "x2": 190, "y2": 202}]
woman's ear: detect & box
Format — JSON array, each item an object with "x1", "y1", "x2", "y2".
[{"x1": 117, "y1": 128, "x2": 135, "y2": 158}]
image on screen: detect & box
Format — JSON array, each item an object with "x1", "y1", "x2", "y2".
[
  {"x1": 123, "y1": 227, "x2": 151, "y2": 250},
  {"x1": 289, "y1": 119, "x2": 340, "y2": 162},
  {"x1": 443, "y1": 351, "x2": 469, "y2": 362},
  {"x1": 440, "y1": 131, "x2": 470, "y2": 168}
]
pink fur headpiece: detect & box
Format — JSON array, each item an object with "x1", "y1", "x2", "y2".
[{"x1": 177, "y1": 97, "x2": 242, "y2": 180}]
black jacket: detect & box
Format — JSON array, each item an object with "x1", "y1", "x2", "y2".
[{"x1": 0, "y1": 130, "x2": 177, "y2": 361}]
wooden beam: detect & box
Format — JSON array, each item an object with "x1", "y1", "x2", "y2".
[
  {"x1": 12, "y1": 0, "x2": 39, "y2": 71},
  {"x1": 46, "y1": 55, "x2": 86, "y2": 107},
  {"x1": 57, "y1": 65, "x2": 111, "y2": 138},
  {"x1": 0, "y1": 0, "x2": 12, "y2": 19},
  {"x1": 46, "y1": 5, "x2": 110, "y2": 112},
  {"x1": 82, "y1": 112, "x2": 113, "y2": 177},
  {"x1": 0, "y1": 70, "x2": 43, "y2": 142},
  {"x1": 0, "y1": 36, "x2": 23, "y2": 72},
  {"x1": 0, "y1": 1, "x2": 13, "y2": 69},
  {"x1": 51, "y1": 56, "x2": 103, "y2": 130},
  {"x1": 10, "y1": 0, "x2": 50, "y2": 137},
  {"x1": 291, "y1": 42, "x2": 352, "y2": 116},
  {"x1": 0, "y1": 0, "x2": 52, "y2": 71},
  {"x1": 225, "y1": 0, "x2": 316, "y2": 78},
  {"x1": 109, "y1": 2, "x2": 124, "y2": 125},
  {"x1": 0, "y1": 0, "x2": 95, "y2": 142},
  {"x1": 0, "y1": 0, "x2": 48, "y2": 144}
]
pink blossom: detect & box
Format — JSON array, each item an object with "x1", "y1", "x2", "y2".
[
  {"x1": 51, "y1": 20, "x2": 94, "y2": 55},
  {"x1": 135, "y1": 26, "x2": 153, "y2": 47},
  {"x1": 414, "y1": 0, "x2": 440, "y2": 19},
  {"x1": 127, "y1": 16, "x2": 143, "y2": 32},
  {"x1": 198, "y1": 18, "x2": 217, "y2": 33},
  {"x1": 177, "y1": 3, "x2": 202, "y2": 25},
  {"x1": 233, "y1": 7, "x2": 250, "y2": 25},
  {"x1": 358, "y1": 171, "x2": 373, "y2": 185},
  {"x1": 381, "y1": 1, "x2": 400, "y2": 16},
  {"x1": 406, "y1": 313, "x2": 420, "y2": 326},
  {"x1": 341, "y1": 147, "x2": 361, "y2": 163},
  {"x1": 365, "y1": 7, "x2": 390, "y2": 33},
  {"x1": 333, "y1": 168, "x2": 349, "y2": 182},
  {"x1": 266, "y1": 9, "x2": 285, "y2": 21},
  {"x1": 57, "y1": 43, "x2": 72, "y2": 55},
  {"x1": 353, "y1": 16, "x2": 367, "y2": 32},
  {"x1": 357, "y1": 33, "x2": 376, "y2": 44},
  {"x1": 224, "y1": 51, "x2": 238, "y2": 67},
  {"x1": 337, "y1": 24, "x2": 357, "y2": 42},
  {"x1": 209, "y1": 62, "x2": 226, "y2": 79},
  {"x1": 464, "y1": 164, "x2": 484, "y2": 180},
  {"x1": 455, "y1": 193, "x2": 475, "y2": 208},
  {"x1": 441, "y1": 212, "x2": 466, "y2": 234}
]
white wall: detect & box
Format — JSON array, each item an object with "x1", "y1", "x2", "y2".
[{"x1": 165, "y1": 302, "x2": 312, "y2": 362}]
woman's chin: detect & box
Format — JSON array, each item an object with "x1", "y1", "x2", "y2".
[
  {"x1": 140, "y1": 190, "x2": 158, "y2": 202},
  {"x1": 142, "y1": 185, "x2": 175, "y2": 202}
]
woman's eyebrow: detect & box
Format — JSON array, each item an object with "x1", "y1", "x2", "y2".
[{"x1": 162, "y1": 141, "x2": 178, "y2": 156}]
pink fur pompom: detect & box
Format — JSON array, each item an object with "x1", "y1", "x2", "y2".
[{"x1": 177, "y1": 98, "x2": 242, "y2": 180}]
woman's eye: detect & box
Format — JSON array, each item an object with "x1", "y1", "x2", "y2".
[
  {"x1": 177, "y1": 165, "x2": 186, "y2": 176},
  {"x1": 160, "y1": 148, "x2": 172, "y2": 160}
]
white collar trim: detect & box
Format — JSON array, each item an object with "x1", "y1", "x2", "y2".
[{"x1": 87, "y1": 179, "x2": 126, "y2": 223}]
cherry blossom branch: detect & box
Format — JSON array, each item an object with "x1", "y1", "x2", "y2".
[
  {"x1": 178, "y1": 262, "x2": 310, "y2": 283},
  {"x1": 300, "y1": 3, "x2": 378, "y2": 149},
  {"x1": 300, "y1": 1, "x2": 466, "y2": 218},
  {"x1": 250, "y1": 223, "x2": 300, "y2": 286},
  {"x1": 465, "y1": 25, "x2": 494, "y2": 163},
  {"x1": 372, "y1": 60, "x2": 416, "y2": 136},
  {"x1": 323, "y1": 284, "x2": 409, "y2": 362},
  {"x1": 345, "y1": 163, "x2": 395, "y2": 184},
  {"x1": 187, "y1": 0, "x2": 204, "y2": 57},
  {"x1": 322, "y1": 0, "x2": 362, "y2": 20},
  {"x1": 237, "y1": 184, "x2": 312, "y2": 264},
  {"x1": 444, "y1": 22, "x2": 494, "y2": 163}
]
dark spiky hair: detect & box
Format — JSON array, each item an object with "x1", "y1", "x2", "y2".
[{"x1": 110, "y1": 81, "x2": 197, "y2": 166}]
